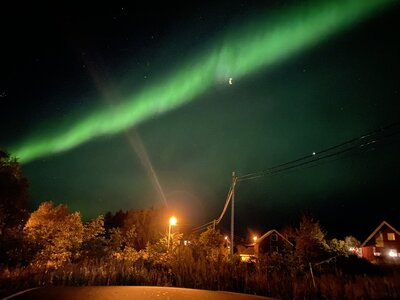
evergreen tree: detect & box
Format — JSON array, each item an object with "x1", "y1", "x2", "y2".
[{"x1": 0, "y1": 150, "x2": 28, "y2": 266}]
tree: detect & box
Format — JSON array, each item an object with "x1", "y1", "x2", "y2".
[
  {"x1": 0, "y1": 150, "x2": 28, "y2": 265},
  {"x1": 80, "y1": 215, "x2": 106, "y2": 259},
  {"x1": 197, "y1": 227, "x2": 226, "y2": 261},
  {"x1": 328, "y1": 238, "x2": 348, "y2": 256},
  {"x1": 344, "y1": 235, "x2": 361, "y2": 256},
  {"x1": 294, "y1": 215, "x2": 330, "y2": 266},
  {"x1": 24, "y1": 202, "x2": 84, "y2": 269},
  {"x1": 0, "y1": 150, "x2": 28, "y2": 226},
  {"x1": 104, "y1": 207, "x2": 165, "y2": 250}
]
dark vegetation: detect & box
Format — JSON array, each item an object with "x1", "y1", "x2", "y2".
[{"x1": 1, "y1": 151, "x2": 400, "y2": 299}]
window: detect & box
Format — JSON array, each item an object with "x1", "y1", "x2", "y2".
[
  {"x1": 388, "y1": 233, "x2": 396, "y2": 241},
  {"x1": 240, "y1": 254, "x2": 256, "y2": 263},
  {"x1": 373, "y1": 247, "x2": 381, "y2": 256},
  {"x1": 271, "y1": 234, "x2": 278, "y2": 241},
  {"x1": 388, "y1": 249, "x2": 398, "y2": 257}
]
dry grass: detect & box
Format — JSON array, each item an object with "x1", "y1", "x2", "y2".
[{"x1": 1, "y1": 254, "x2": 400, "y2": 299}]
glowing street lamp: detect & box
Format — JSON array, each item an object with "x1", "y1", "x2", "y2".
[
  {"x1": 253, "y1": 236, "x2": 258, "y2": 242},
  {"x1": 224, "y1": 236, "x2": 230, "y2": 249},
  {"x1": 168, "y1": 216, "x2": 177, "y2": 250}
]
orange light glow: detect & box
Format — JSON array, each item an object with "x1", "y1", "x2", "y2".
[{"x1": 169, "y1": 216, "x2": 177, "y2": 226}]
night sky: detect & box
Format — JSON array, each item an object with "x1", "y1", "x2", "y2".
[{"x1": 1, "y1": 0, "x2": 400, "y2": 241}]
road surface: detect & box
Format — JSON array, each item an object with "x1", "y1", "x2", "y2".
[{"x1": 3, "y1": 286, "x2": 275, "y2": 300}]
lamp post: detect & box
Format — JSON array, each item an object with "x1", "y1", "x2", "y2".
[{"x1": 168, "y1": 216, "x2": 177, "y2": 250}]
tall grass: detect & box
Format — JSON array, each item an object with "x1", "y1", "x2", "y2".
[{"x1": 2, "y1": 253, "x2": 400, "y2": 299}]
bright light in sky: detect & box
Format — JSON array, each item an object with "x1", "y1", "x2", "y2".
[{"x1": 9, "y1": 0, "x2": 395, "y2": 164}]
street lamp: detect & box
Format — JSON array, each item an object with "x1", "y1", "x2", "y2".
[
  {"x1": 167, "y1": 216, "x2": 177, "y2": 250},
  {"x1": 224, "y1": 236, "x2": 230, "y2": 248},
  {"x1": 253, "y1": 236, "x2": 258, "y2": 242}
]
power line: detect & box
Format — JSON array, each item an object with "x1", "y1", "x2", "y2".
[
  {"x1": 216, "y1": 182, "x2": 235, "y2": 224},
  {"x1": 238, "y1": 121, "x2": 400, "y2": 182},
  {"x1": 192, "y1": 121, "x2": 400, "y2": 233},
  {"x1": 191, "y1": 182, "x2": 236, "y2": 232}
]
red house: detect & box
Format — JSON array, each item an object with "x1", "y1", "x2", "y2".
[
  {"x1": 255, "y1": 229, "x2": 293, "y2": 256},
  {"x1": 361, "y1": 221, "x2": 400, "y2": 263}
]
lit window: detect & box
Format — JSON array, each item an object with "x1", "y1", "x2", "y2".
[
  {"x1": 388, "y1": 233, "x2": 396, "y2": 241},
  {"x1": 388, "y1": 249, "x2": 398, "y2": 257},
  {"x1": 240, "y1": 254, "x2": 254, "y2": 263},
  {"x1": 271, "y1": 234, "x2": 278, "y2": 241},
  {"x1": 373, "y1": 247, "x2": 381, "y2": 256}
]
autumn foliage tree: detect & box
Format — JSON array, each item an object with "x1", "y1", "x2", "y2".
[
  {"x1": 196, "y1": 227, "x2": 227, "y2": 261},
  {"x1": 294, "y1": 215, "x2": 330, "y2": 267},
  {"x1": 24, "y1": 202, "x2": 84, "y2": 268},
  {"x1": 24, "y1": 202, "x2": 105, "y2": 269}
]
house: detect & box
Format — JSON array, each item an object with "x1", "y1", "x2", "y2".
[
  {"x1": 254, "y1": 229, "x2": 294, "y2": 257},
  {"x1": 361, "y1": 221, "x2": 400, "y2": 263},
  {"x1": 237, "y1": 229, "x2": 293, "y2": 262},
  {"x1": 236, "y1": 244, "x2": 256, "y2": 262}
]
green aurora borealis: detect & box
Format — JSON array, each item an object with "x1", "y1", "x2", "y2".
[
  {"x1": 9, "y1": 0, "x2": 394, "y2": 164},
  {"x1": 3, "y1": 0, "x2": 400, "y2": 237}
]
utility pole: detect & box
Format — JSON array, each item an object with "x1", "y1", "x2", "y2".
[{"x1": 230, "y1": 171, "x2": 236, "y2": 257}]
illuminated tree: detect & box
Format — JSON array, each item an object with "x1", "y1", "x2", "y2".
[
  {"x1": 344, "y1": 236, "x2": 361, "y2": 250},
  {"x1": 328, "y1": 238, "x2": 348, "y2": 256},
  {"x1": 197, "y1": 227, "x2": 226, "y2": 261},
  {"x1": 24, "y1": 202, "x2": 84, "y2": 269}
]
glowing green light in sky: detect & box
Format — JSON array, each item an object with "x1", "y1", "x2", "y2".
[{"x1": 10, "y1": 0, "x2": 394, "y2": 163}]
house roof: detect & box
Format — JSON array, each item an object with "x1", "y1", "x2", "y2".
[
  {"x1": 252, "y1": 229, "x2": 294, "y2": 247},
  {"x1": 361, "y1": 221, "x2": 400, "y2": 247}
]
